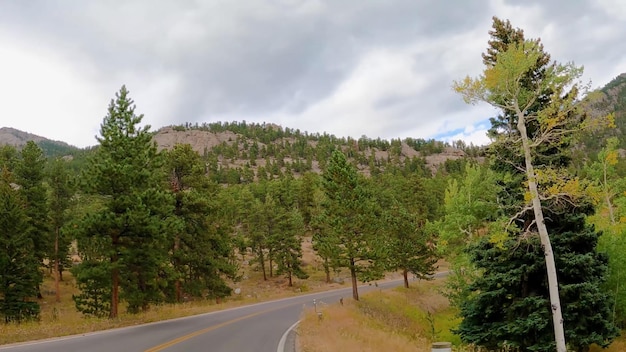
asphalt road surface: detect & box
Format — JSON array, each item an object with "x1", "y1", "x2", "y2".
[{"x1": 0, "y1": 275, "x2": 446, "y2": 352}]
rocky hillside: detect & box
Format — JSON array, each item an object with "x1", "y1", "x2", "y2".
[
  {"x1": 154, "y1": 127, "x2": 239, "y2": 154},
  {"x1": 152, "y1": 124, "x2": 474, "y2": 178},
  {"x1": 1, "y1": 121, "x2": 476, "y2": 179},
  {"x1": 577, "y1": 73, "x2": 626, "y2": 154}
]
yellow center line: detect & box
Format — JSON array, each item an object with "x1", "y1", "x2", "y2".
[{"x1": 144, "y1": 303, "x2": 297, "y2": 352}]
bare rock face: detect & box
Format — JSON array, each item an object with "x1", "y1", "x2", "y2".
[
  {"x1": 153, "y1": 127, "x2": 239, "y2": 153},
  {"x1": 400, "y1": 142, "x2": 421, "y2": 158},
  {"x1": 425, "y1": 147, "x2": 466, "y2": 172}
]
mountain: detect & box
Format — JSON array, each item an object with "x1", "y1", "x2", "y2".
[
  {"x1": 560, "y1": 72, "x2": 626, "y2": 173},
  {"x1": 598, "y1": 73, "x2": 626, "y2": 139},
  {"x1": 0, "y1": 127, "x2": 80, "y2": 157},
  {"x1": 0, "y1": 127, "x2": 51, "y2": 146},
  {"x1": 1, "y1": 122, "x2": 477, "y2": 179},
  {"x1": 152, "y1": 124, "x2": 473, "y2": 177}
]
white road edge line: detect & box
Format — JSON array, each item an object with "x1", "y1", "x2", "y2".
[
  {"x1": 277, "y1": 320, "x2": 300, "y2": 352},
  {"x1": 0, "y1": 273, "x2": 450, "y2": 350}
]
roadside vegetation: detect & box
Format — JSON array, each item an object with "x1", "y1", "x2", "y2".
[
  {"x1": 298, "y1": 279, "x2": 449, "y2": 352},
  {"x1": 298, "y1": 279, "x2": 626, "y2": 352}
]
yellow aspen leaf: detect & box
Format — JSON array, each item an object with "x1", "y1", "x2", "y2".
[
  {"x1": 524, "y1": 191, "x2": 532, "y2": 203},
  {"x1": 489, "y1": 231, "x2": 509, "y2": 250},
  {"x1": 607, "y1": 113, "x2": 616, "y2": 128},
  {"x1": 605, "y1": 150, "x2": 618, "y2": 166},
  {"x1": 546, "y1": 184, "x2": 560, "y2": 196}
]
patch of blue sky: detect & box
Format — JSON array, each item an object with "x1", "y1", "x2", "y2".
[{"x1": 433, "y1": 119, "x2": 492, "y2": 146}]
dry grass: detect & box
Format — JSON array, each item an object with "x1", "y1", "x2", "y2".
[
  {"x1": 298, "y1": 279, "x2": 458, "y2": 352},
  {"x1": 298, "y1": 301, "x2": 430, "y2": 352},
  {"x1": 297, "y1": 277, "x2": 626, "y2": 352},
  {"x1": 590, "y1": 337, "x2": 626, "y2": 352}
]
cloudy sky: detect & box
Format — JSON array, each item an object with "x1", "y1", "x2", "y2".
[{"x1": 1, "y1": 0, "x2": 625, "y2": 148}]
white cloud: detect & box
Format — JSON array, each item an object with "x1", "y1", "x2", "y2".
[
  {"x1": 441, "y1": 124, "x2": 492, "y2": 146},
  {"x1": 0, "y1": 33, "x2": 104, "y2": 147},
  {"x1": 593, "y1": 0, "x2": 626, "y2": 20},
  {"x1": 490, "y1": 0, "x2": 547, "y2": 37},
  {"x1": 111, "y1": 71, "x2": 183, "y2": 132},
  {"x1": 265, "y1": 27, "x2": 495, "y2": 142},
  {"x1": 271, "y1": 46, "x2": 431, "y2": 138},
  {"x1": 1, "y1": 1, "x2": 624, "y2": 148}
]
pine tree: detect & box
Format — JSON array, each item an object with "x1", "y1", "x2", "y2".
[
  {"x1": 247, "y1": 195, "x2": 271, "y2": 280},
  {"x1": 295, "y1": 172, "x2": 319, "y2": 230},
  {"x1": 165, "y1": 144, "x2": 235, "y2": 302},
  {"x1": 74, "y1": 85, "x2": 173, "y2": 317},
  {"x1": 374, "y1": 172, "x2": 439, "y2": 288},
  {"x1": 273, "y1": 207, "x2": 308, "y2": 287},
  {"x1": 260, "y1": 193, "x2": 281, "y2": 278},
  {"x1": 71, "y1": 260, "x2": 111, "y2": 318},
  {"x1": 15, "y1": 141, "x2": 49, "y2": 298},
  {"x1": 457, "y1": 204, "x2": 619, "y2": 352},
  {"x1": 0, "y1": 145, "x2": 18, "y2": 175},
  {"x1": 0, "y1": 171, "x2": 40, "y2": 322},
  {"x1": 48, "y1": 158, "x2": 75, "y2": 303},
  {"x1": 262, "y1": 175, "x2": 309, "y2": 284},
  {"x1": 383, "y1": 203, "x2": 437, "y2": 288},
  {"x1": 319, "y1": 150, "x2": 383, "y2": 301},
  {"x1": 311, "y1": 214, "x2": 341, "y2": 284}
]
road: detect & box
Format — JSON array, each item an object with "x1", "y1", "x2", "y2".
[{"x1": 0, "y1": 276, "x2": 445, "y2": 352}]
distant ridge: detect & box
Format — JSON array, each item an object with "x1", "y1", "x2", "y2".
[
  {"x1": 0, "y1": 127, "x2": 79, "y2": 157},
  {"x1": 3, "y1": 70, "x2": 625, "y2": 166},
  {"x1": 0, "y1": 127, "x2": 50, "y2": 146}
]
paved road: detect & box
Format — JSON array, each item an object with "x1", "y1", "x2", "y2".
[{"x1": 0, "y1": 276, "x2": 444, "y2": 352}]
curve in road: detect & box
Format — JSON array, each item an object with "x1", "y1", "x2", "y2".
[{"x1": 0, "y1": 275, "x2": 447, "y2": 352}]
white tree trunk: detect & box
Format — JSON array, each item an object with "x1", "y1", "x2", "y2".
[
  {"x1": 603, "y1": 160, "x2": 616, "y2": 224},
  {"x1": 517, "y1": 111, "x2": 567, "y2": 352}
]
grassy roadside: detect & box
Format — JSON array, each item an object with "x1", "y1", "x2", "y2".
[
  {"x1": 297, "y1": 278, "x2": 456, "y2": 352},
  {"x1": 297, "y1": 278, "x2": 626, "y2": 352}
]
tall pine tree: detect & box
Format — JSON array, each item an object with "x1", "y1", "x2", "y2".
[
  {"x1": 15, "y1": 141, "x2": 49, "y2": 299},
  {"x1": 48, "y1": 158, "x2": 75, "y2": 303},
  {"x1": 374, "y1": 171, "x2": 438, "y2": 289},
  {"x1": 0, "y1": 170, "x2": 40, "y2": 322},
  {"x1": 165, "y1": 144, "x2": 235, "y2": 302},
  {"x1": 318, "y1": 150, "x2": 383, "y2": 301},
  {"x1": 74, "y1": 85, "x2": 173, "y2": 317},
  {"x1": 273, "y1": 206, "x2": 308, "y2": 287}
]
